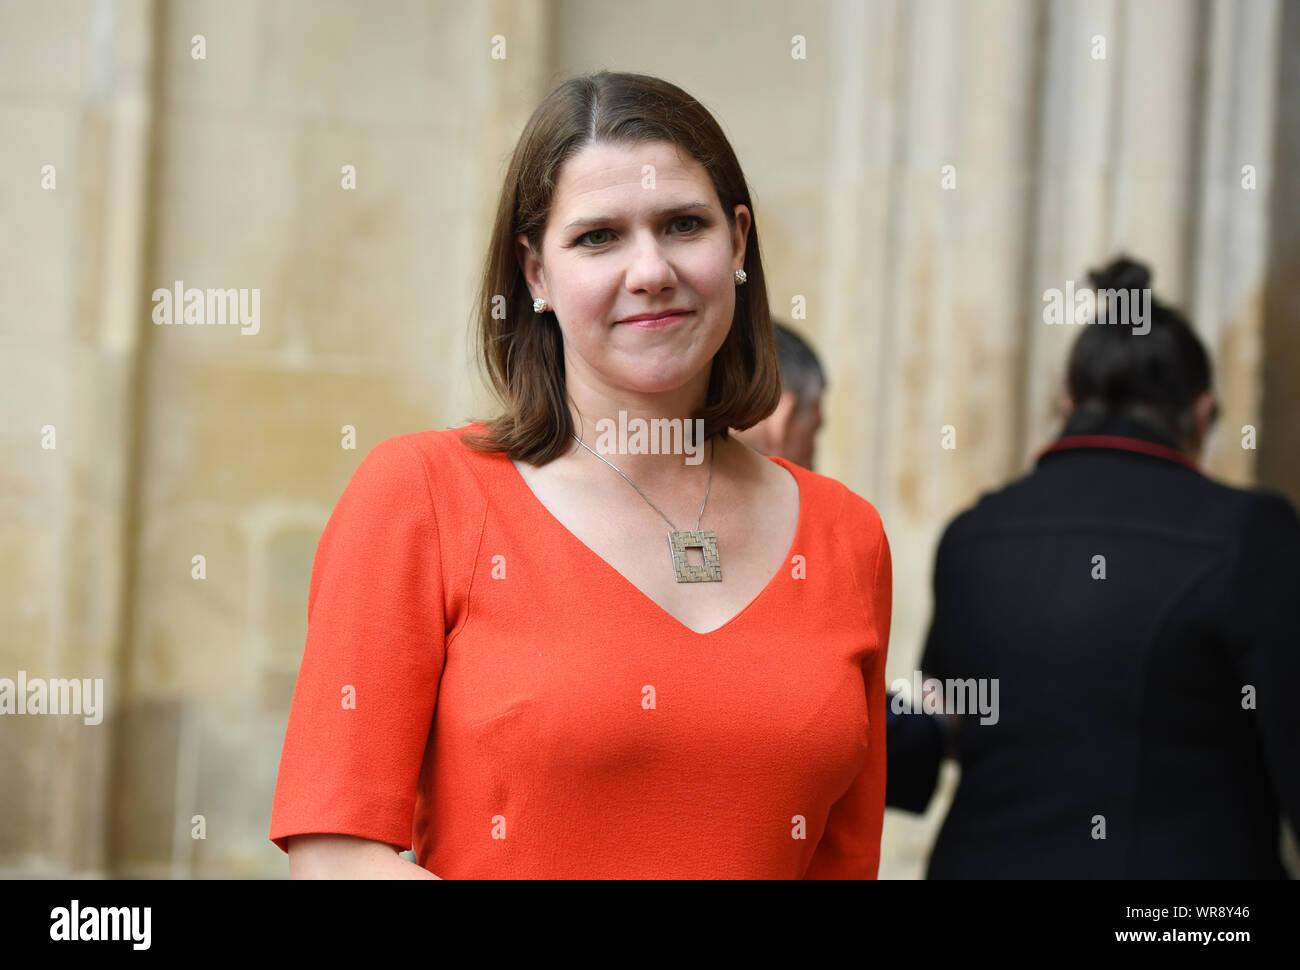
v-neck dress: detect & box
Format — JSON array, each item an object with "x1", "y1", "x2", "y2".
[{"x1": 269, "y1": 422, "x2": 892, "y2": 878}]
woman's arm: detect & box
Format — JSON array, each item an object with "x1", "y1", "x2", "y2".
[
  {"x1": 806, "y1": 511, "x2": 892, "y2": 878},
  {"x1": 269, "y1": 437, "x2": 451, "y2": 873},
  {"x1": 287, "y1": 834, "x2": 441, "y2": 879}
]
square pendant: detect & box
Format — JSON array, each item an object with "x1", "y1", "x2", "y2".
[{"x1": 668, "y1": 530, "x2": 722, "y2": 583}]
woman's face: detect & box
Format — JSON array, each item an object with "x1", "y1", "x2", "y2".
[{"x1": 516, "y1": 139, "x2": 750, "y2": 401}]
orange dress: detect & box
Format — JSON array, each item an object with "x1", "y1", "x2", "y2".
[{"x1": 269, "y1": 423, "x2": 892, "y2": 877}]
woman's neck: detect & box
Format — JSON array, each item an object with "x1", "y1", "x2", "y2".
[{"x1": 565, "y1": 378, "x2": 716, "y2": 485}]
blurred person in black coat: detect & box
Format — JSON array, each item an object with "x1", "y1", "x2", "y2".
[
  {"x1": 733, "y1": 321, "x2": 953, "y2": 815},
  {"x1": 916, "y1": 256, "x2": 1300, "y2": 878}
]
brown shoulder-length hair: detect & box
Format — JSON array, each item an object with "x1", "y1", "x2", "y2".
[{"x1": 461, "y1": 70, "x2": 782, "y2": 465}]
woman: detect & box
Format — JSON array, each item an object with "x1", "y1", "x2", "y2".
[
  {"x1": 269, "y1": 71, "x2": 892, "y2": 879},
  {"x1": 918, "y1": 256, "x2": 1300, "y2": 878}
]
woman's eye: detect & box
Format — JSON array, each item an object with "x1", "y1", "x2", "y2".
[{"x1": 576, "y1": 217, "x2": 705, "y2": 247}]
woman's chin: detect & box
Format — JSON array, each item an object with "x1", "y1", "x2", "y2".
[{"x1": 605, "y1": 374, "x2": 708, "y2": 398}]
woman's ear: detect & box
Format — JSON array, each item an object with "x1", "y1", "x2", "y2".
[
  {"x1": 731, "y1": 204, "x2": 750, "y2": 269},
  {"x1": 515, "y1": 234, "x2": 546, "y2": 302}
]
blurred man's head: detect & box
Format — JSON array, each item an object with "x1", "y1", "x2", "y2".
[
  {"x1": 733, "y1": 322, "x2": 825, "y2": 469},
  {"x1": 1061, "y1": 256, "x2": 1218, "y2": 461}
]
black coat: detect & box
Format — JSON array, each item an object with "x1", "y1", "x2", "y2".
[
  {"x1": 885, "y1": 694, "x2": 948, "y2": 813},
  {"x1": 920, "y1": 414, "x2": 1300, "y2": 878}
]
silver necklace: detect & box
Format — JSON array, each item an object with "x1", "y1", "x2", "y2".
[{"x1": 569, "y1": 431, "x2": 723, "y2": 583}]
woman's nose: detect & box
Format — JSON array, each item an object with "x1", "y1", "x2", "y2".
[{"x1": 624, "y1": 232, "x2": 677, "y2": 291}]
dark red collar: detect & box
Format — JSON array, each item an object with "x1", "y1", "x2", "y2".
[{"x1": 1036, "y1": 434, "x2": 1200, "y2": 472}]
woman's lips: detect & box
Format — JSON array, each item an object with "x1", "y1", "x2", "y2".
[{"x1": 616, "y1": 311, "x2": 691, "y2": 329}]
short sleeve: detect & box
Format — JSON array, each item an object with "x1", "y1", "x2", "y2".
[
  {"x1": 805, "y1": 502, "x2": 892, "y2": 878},
  {"x1": 269, "y1": 436, "x2": 446, "y2": 855}
]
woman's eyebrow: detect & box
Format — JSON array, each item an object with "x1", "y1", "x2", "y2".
[{"x1": 563, "y1": 201, "x2": 711, "y2": 232}]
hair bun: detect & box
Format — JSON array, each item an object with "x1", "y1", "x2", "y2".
[{"x1": 1088, "y1": 255, "x2": 1151, "y2": 292}]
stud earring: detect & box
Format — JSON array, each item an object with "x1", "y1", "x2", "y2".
[
  {"x1": 533, "y1": 297, "x2": 549, "y2": 313},
  {"x1": 734, "y1": 269, "x2": 747, "y2": 285}
]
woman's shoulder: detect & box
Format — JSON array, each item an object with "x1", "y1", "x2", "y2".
[
  {"x1": 770, "y1": 456, "x2": 886, "y2": 539},
  {"x1": 322, "y1": 425, "x2": 501, "y2": 587},
  {"x1": 339, "y1": 422, "x2": 505, "y2": 523},
  {"x1": 765, "y1": 457, "x2": 890, "y2": 605},
  {"x1": 788, "y1": 462, "x2": 890, "y2": 625},
  {"x1": 362, "y1": 421, "x2": 503, "y2": 480}
]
